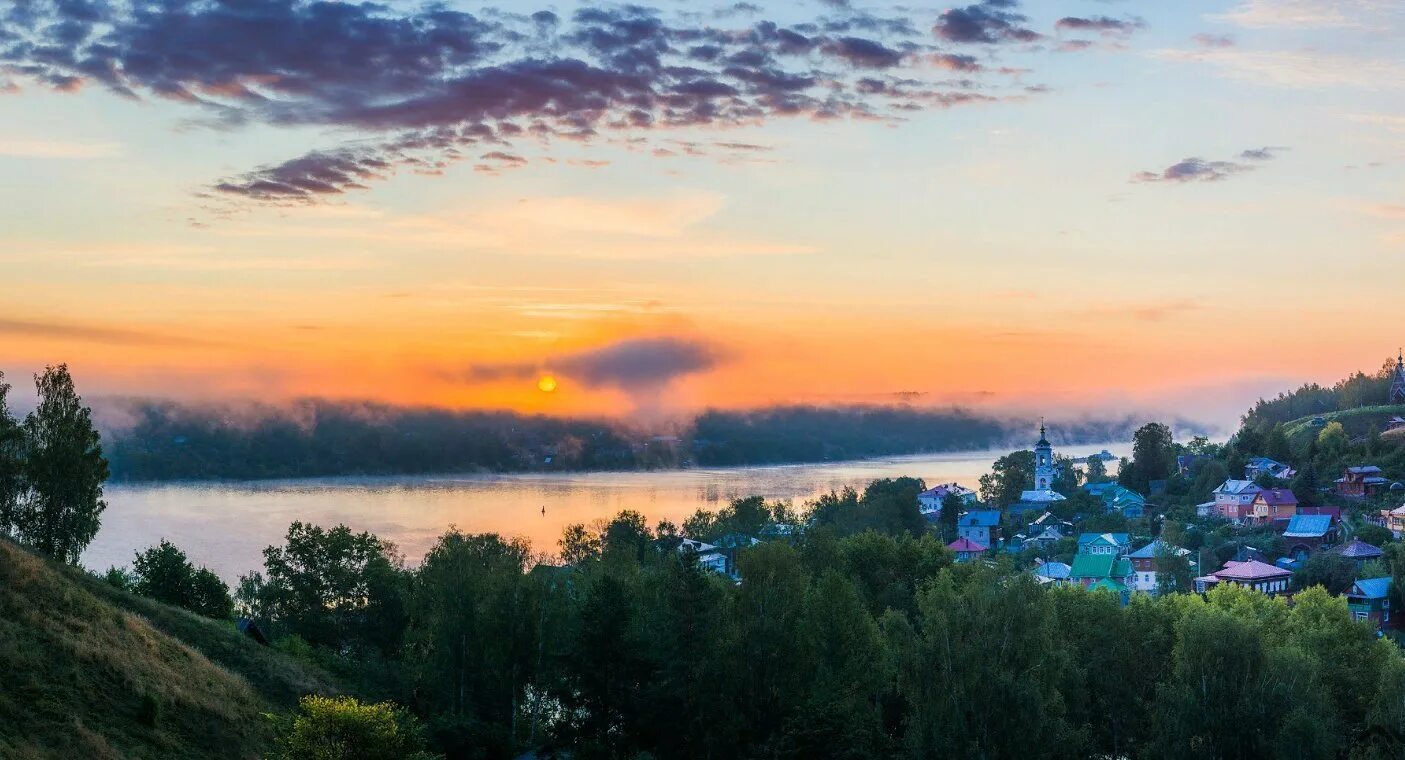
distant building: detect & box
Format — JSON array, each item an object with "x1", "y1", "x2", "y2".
[
  {"x1": 1069, "y1": 552, "x2": 1134, "y2": 601},
  {"x1": 1083, "y1": 482, "x2": 1147, "y2": 518},
  {"x1": 1126, "y1": 540, "x2": 1191, "y2": 596},
  {"x1": 1033, "y1": 560, "x2": 1072, "y2": 586},
  {"x1": 956, "y1": 510, "x2": 1001, "y2": 547},
  {"x1": 1177, "y1": 454, "x2": 1209, "y2": 476},
  {"x1": 947, "y1": 537, "x2": 987, "y2": 563},
  {"x1": 1077, "y1": 532, "x2": 1130, "y2": 556},
  {"x1": 1213, "y1": 480, "x2": 1262, "y2": 521},
  {"x1": 1381, "y1": 505, "x2": 1405, "y2": 538},
  {"x1": 1346, "y1": 577, "x2": 1394, "y2": 632},
  {"x1": 1194, "y1": 560, "x2": 1292, "y2": 596},
  {"x1": 1244, "y1": 457, "x2": 1295, "y2": 481},
  {"x1": 1248, "y1": 488, "x2": 1298, "y2": 526},
  {"x1": 1012, "y1": 424, "x2": 1066, "y2": 512},
  {"x1": 918, "y1": 483, "x2": 978, "y2": 514},
  {"x1": 1335, "y1": 538, "x2": 1384, "y2": 569},
  {"x1": 677, "y1": 538, "x2": 732, "y2": 577},
  {"x1": 1336, "y1": 466, "x2": 1389, "y2": 499},
  {"x1": 1281, "y1": 514, "x2": 1338, "y2": 559}
]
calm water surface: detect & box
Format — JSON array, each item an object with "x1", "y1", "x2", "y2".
[{"x1": 84, "y1": 442, "x2": 1125, "y2": 580}]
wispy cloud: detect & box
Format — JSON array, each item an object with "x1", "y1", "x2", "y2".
[
  {"x1": 0, "y1": 318, "x2": 218, "y2": 348},
  {"x1": 1153, "y1": 48, "x2": 1405, "y2": 89},
  {"x1": 1132, "y1": 147, "x2": 1285, "y2": 184},
  {"x1": 0, "y1": 139, "x2": 122, "y2": 159},
  {"x1": 1214, "y1": 0, "x2": 1402, "y2": 30}
]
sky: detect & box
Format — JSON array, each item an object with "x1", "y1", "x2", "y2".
[{"x1": 2, "y1": 0, "x2": 1403, "y2": 428}]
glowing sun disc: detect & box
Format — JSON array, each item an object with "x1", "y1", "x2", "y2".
[{"x1": 537, "y1": 375, "x2": 558, "y2": 393}]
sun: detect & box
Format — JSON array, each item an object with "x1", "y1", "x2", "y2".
[{"x1": 537, "y1": 375, "x2": 558, "y2": 393}]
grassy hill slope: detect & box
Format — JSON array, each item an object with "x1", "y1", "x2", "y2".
[
  {"x1": 0, "y1": 539, "x2": 338, "y2": 759},
  {"x1": 1281, "y1": 404, "x2": 1405, "y2": 445}
]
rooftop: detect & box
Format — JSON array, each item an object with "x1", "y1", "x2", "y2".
[
  {"x1": 1282, "y1": 514, "x2": 1332, "y2": 538},
  {"x1": 1214, "y1": 559, "x2": 1292, "y2": 582},
  {"x1": 1349, "y1": 577, "x2": 1391, "y2": 600},
  {"x1": 1337, "y1": 538, "x2": 1383, "y2": 559},
  {"x1": 946, "y1": 537, "x2": 988, "y2": 553},
  {"x1": 957, "y1": 510, "x2": 1001, "y2": 527}
]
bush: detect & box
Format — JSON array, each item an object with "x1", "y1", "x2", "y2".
[{"x1": 269, "y1": 695, "x2": 439, "y2": 760}]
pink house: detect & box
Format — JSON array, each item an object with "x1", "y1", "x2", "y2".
[
  {"x1": 1194, "y1": 560, "x2": 1293, "y2": 596},
  {"x1": 946, "y1": 537, "x2": 987, "y2": 563}
]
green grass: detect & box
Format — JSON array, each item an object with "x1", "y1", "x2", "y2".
[
  {"x1": 1281, "y1": 404, "x2": 1405, "y2": 444},
  {"x1": 0, "y1": 539, "x2": 340, "y2": 759}
]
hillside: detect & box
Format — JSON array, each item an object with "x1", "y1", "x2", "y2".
[
  {"x1": 1280, "y1": 404, "x2": 1405, "y2": 446},
  {"x1": 0, "y1": 539, "x2": 338, "y2": 759}
]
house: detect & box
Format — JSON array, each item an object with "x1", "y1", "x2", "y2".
[
  {"x1": 677, "y1": 538, "x2": 732, "y2": 576},
  {"x1": 1248, "y1": 488, "x2": 1298, "y2": 526},
  {"x1": 1245, "y1": 457, "x2": 1295, "y2": 481},
  {"x1": 1281, "y1": 514, "x2": 1338, "y2": 559},
  {"x1": 1177, "y1": 454, "x2": 1209, "y2": 476},
  {"x1": 1068, "y1": 552, "x2": 1135, "y2": 599},
  {"x1": 1033, "y1": 560, "x2": 1072, "y2": 585},
  {"x1": 1025, "y1": 512, "x2": 1074, "y2": 545},
  {"x1": 947, "y1": 537, "x2": 987, "y2": 563},
  {"x1": 956, "y1": 510, "x2": 1001, "y2": 547},
  {"x1": 1346, "y1": 577, "x2": 1394, "y2": 632},
  {"x1": 1213, "y1": 480, "x2": 1262, "y2": 521},
  {"x1": 1077, "y1": 532, "x2": 1130, "y2": 556},
  {"x1": 1194, "y1": 559, "x2": 1293, "y2": 596},
  {"x1": 1380, "y1": 505, "x2": 1405, "y2": 538},
  {"x1": 1083, "y1": 483, "x2": 1147, "y2": 518},
  {"x1": 1336, "y1": 466, "x2": 1389, "y2": 499},
  {"x1": 1127, "y1": 540, "x2": 1192, "y2": 595},
  {"x1": 918, "y1": 482, "x2": 978, "y2": 514},
  {"x1": 1335, "y1": 538, "x2": 1384, "y2": 569},
  {"x1": 1195, "y1": 500, "x2": 1217, "y2": 518}
]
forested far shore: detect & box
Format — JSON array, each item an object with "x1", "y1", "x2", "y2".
[{"x1": 99, "y1": 399, "x2": 1185, "y2": 482}]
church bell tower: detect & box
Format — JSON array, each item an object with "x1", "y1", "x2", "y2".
[{"x1": 1034, "y1": 422, "x2": 1055, "y2": 491}]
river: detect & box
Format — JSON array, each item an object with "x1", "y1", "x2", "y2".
[{"x1": 82, "y1": 442, "x2": 1125, "y2": 581}]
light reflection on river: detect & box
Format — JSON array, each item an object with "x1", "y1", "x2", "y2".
[{"x1": 83, "y1": 442, "x2": 1125, "y2": 580}]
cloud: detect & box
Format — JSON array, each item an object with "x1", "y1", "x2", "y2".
[
  {"x1": 1153, "y1": 48, "x2": 1405, "y2": 89},
  {"x1": 934, "y1": 1, "x2": 1040, "y2": 45},
  {"x1": 1192, "y1": 33, "x2": 1236, "y2": 49},
  {"x1": 464, "y1": 336, "x2": 724, "y2": 392},
  {"x1": 1214, "y1": 0, "x2": 1402, "y2": 30},
  {"x1": 1054, "y1": 16, "x2": 1145, "y2": 37},
  {"x1": 1132, "y1": 147, "x2": 1284, "y2": 184},
  {"x1": 0, "y1": 138, "x2": 122, "y2": 158},
  {"x1": 1, "y1": 1, "x2": 1046, "y2": 205},
  {"x1": 0, "y1": 318, "x2": 217, "y2": 348}
]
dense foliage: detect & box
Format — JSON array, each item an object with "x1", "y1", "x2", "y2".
[
  {"x1": 0, "y1": 366, "x2": 108, "y2": 563},
  {"x1": 221, "y1": 507, "x2": 1405, "y2": 760}
]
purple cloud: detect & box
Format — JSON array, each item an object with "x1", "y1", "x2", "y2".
[
  {"x1": 465, "y1": 337, "x2": 723, "y2": 392},
  {"x1": 2, "y1": 1, "x2": 1052, "y2": 203},
  {"x1": 1133, "y1": 147, "x2": 1285, "y2": 184},
  {"x1": 934, "y1": 1, "x2": 1040, "y2": 45},
  {"x1": 1055, "y1": 16, "x2": 1145, "y2": 37}
]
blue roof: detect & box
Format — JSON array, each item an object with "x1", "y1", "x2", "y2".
[
  {"x1": 1078, "y1": 532, "x2": 1129, "y2": 547},
  {"x1": 1127, "y1": 540, "x2": 1182, "y2": 559},
  {"x1": 1283, "y1": 514, "x2": 1333, "y2": 538},
  {"x1": 1034, "y1": 561, "x2": 1071, "y2": 579},
  {"x1": 1350, "y1": 577, "x2": 1392, "y2": 600},
  {"x1": 958, "y1": 510, "x2": 1001, "y2": 527}
]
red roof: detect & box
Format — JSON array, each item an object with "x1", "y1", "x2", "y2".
[
  {"x1": 1215, "y1": 559, "x2": 1291, "y2": 581},
  {"x1": 1255, "y1": 488, "x2": 1298, "y2": 507},
  {"x1": 946, "y1": 537, "x2": 988, "y2": 553}
]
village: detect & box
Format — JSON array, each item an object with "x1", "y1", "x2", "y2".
[{"x1": 674, "y1": 351, "x2": 1405, "y2": 639}]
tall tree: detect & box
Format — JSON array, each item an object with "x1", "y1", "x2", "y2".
[
  {"x1": 18, "y1": 365, "x2": 108, "y2": 563},
  {"x1": 0, "y1": 371, "x2": 24, "y2": 536},
  {"x1": 131, "y1": 539, "x2": 234, "y2": 619},
  {"x1": 1121, "y1": 422, "x2": 1174, "y2": 493},
  {"x1": 978, "y1": 450, "x2": 1035, "y2": 508}
]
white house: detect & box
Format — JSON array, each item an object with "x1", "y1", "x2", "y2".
[{"x1": 918, "y1": 483, "x2": 978, "y2": 514}]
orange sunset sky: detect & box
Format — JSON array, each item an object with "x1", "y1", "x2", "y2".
[{"x1": 3, "y1": 0, "x2": 1404, "y2": 429}]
